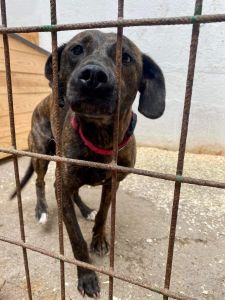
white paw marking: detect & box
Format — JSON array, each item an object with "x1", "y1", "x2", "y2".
[
  {"x1": 39, "y1": 213, "x2": 48, "y2": 224},
  {"x1": 87, "y1": 210, "x2": 97, "y2": 221}
]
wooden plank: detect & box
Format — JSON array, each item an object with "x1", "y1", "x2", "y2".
[
  {"x1": 0, "y1": 131, "x2": 29, "y2": 159},
  {"x1": 0, "y1": 152, "x2": 13, "y2": 159},
  {"x1": 0, "y1": 49, "x2": 48, "y2": 75},
  {"x1": 0, "y1": 98, "x2": 50, "y2": 159},
  {"x1": 0, "y1": 93, "x2": 49, "y2": 159},
  {"x1": 0, "y1": 115, "x2": 32, "y2": 140},
  {"x1": 0, "y1": 34, "x2": 45, "y2": 57},
  {"x1": 0, "y1": 93, "x2": 49, "y2": 118},
  {"x1": 18, "y1": 33, "x2": 39, "y2": 46},
  {"x1": 0, "y1": 117, "x2": 30, "y2": 151},
  {"x1": 0, "y1": 33, "x2": 50, "y2": 159},
  {"x1": 0, "y1": 72, "x2": 50, "y2": 95}
]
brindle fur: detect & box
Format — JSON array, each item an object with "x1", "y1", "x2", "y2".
[{"x1": 12, "y1": 30, "x2": 165, "y2": 297}]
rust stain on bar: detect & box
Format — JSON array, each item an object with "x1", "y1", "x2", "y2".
[
  {"x1": 164, "y1": 1, "x2": 203, "y2": 299},
  {"x1": 0, "y1": 14, "x2": 225, "y2": 33},
  {"x1": 0, "y1": 235, "x2": 197, "y2": 300},
  {"x1": 0, "y1": 0, "x2": 32, "y2": 299},
  {"x1": 0, "y1": 147, "x2": 225, "y2": 190},
  {"x1": 109, "y1": 1, "x2": 124, "y2": 298},
  {"x1": 49, "y1": 1, "x2": 65, "y2": 299}
]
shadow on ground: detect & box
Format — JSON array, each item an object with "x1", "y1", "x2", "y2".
[{"x1": 0, "y1": 147, "x2": 225, "y2": 299}]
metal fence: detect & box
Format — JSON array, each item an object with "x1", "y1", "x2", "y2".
[{"x1": 1, "y1": 0, "x2": 225, "y2": 299}]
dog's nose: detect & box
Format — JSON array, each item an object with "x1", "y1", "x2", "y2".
[{"x1": 78, "y1": 65, "x2": 108, "y2": 90}]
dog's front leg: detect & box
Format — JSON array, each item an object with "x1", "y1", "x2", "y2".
[
  {"x1": 91, "y1": 181, "x2": 119, "y2": 256},
  {"x1": 62, "y1": 188, "x2": 100, "y2": 297},
  {"x1": 73, "y1": 191, "x2": 97, "y2": 221}
]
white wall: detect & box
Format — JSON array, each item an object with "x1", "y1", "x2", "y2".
[{"x1": 2, "y1": 0, "x2": 225, "y2": 154}]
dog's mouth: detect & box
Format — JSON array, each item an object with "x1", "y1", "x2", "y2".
[
  {"x1": 71, "y1": 100, "x2": 115, "y2": 118},
  {"x1": 67, "y1": 90, "x2": 116, "y2": 118}
]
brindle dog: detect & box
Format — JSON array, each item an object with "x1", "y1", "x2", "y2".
[{"x1": 11, "y1": 30, "x2": 165, "y2": 297}]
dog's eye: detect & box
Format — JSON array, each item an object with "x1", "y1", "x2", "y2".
[
  {"x1": 71, "y1": 45, "x2": 83, "y2": 56},
  {"x1": 122, "y1": 52, "x2": 133, "y2": 64}
]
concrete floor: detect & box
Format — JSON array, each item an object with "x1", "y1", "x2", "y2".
[{"x1": 0, "y1": 147, "x2": 225, "y2": 300}]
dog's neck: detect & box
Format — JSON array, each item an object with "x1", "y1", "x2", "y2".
[{"x1": 74, "y1": 109, "x2": 133, "y2": 150}]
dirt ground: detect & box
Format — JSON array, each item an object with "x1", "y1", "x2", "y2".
[{"x1": 0, "y1": 147, "x2": 225, "y2": 300}]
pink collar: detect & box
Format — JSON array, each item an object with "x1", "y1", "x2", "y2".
[{"x1": 71, "y1": 113, "x2": 137, "y2": 156}]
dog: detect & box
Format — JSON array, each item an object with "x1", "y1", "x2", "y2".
[{"x1": 11, "y1": 30, "x2": 165, "y2": 297}]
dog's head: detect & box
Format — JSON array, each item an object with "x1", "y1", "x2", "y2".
[{"x1": 45, "y1": 30, "x2": 165, "y2": 121}]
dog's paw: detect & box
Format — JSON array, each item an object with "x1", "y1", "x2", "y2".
[
  {"x1": 86, "y1": 210, "x2": 97, "y2": 221},
  {"x1": 38, "y1": 212, "x2": 48, "y2": 224},
  {"x1": 90, "y1": 233, "x2": 109, "y2": 256},
  {"x1": 35, "y1": 205, "x2": 48, "y2": 224},
  {"x1": 78, "y1": 271, "x2": 100, "y2": 298},
  {"x1": 36, "y1": 209, "x2": 48, "y2": 224}
]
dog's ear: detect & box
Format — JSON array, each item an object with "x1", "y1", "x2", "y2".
[
  {"x1": 138, "y1": 54, "x2": 166, "y2": 119},
  {"x1": 45, "y1": 44, "x2": 66, "y2": 107},
  {"x1": 45, "y1": 43, "x2": 65, "y2": 82}
]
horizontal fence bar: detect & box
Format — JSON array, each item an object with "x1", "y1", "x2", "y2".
[
  {"x1": 1, "y1": 147, "x2": 225, "y2": 190},
  {"x1": 0, "y1": 14, "x2": 225, "y2": 34},
  {"x1": 0, "y1": 235, "x2": 196, "y2": 300}
]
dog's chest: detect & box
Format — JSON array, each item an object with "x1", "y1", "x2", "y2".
[
  {"x1": 62, "y1": 132, "x2": 112, "y2": 185},
  {"x1": 77, "y1": 166, "x2": 111, "y2": 186},
  {"x1": 62, "y1": 120, "x2": 134, "y2": 187}
]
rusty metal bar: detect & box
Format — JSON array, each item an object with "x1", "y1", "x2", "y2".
[
  {"x1": 0, "y1": 235, "x2": 196, "y2": 300},
  {"x1": 49, "y1": 1, "x2": 65, "y2": 299},
  {"x1": 0, "y1": 0, "x2": 32, "y2": 299},
  {"x1": 109, "y1": 1, "x2": 124, "y2": 298},
  {"x1": 1, "y1": 147, "x2": 225, "y2": 190},
  {"x1": 0, "y1": 1, "x2": 224, "y2": 299},
  {"x1": 0, "y1": 14, "x2": 225, "y2": 34},
  {"x1": 164, "y1": 1, "x2": 203, "y2": 298}
]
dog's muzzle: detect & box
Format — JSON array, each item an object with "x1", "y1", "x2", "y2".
[{"x1": 67, "y1": 63, "x2": 116, "y2": 115}]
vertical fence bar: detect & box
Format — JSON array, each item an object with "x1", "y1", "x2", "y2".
[
  {"x1": 49, "y1": 1, "x2": 65, "y2": 299},
  {"x1": 109, "y1": 0, "x2": 124, "y2": 299},
  {"x1": 2, "y1": 0, "x2": 222, "y2": 298},
  {"x1": 0, "y1": 0, "x2": 33, "y2": 299},
  {"x1": 163, "y1": 1, "x2": 203, "y2": 298}
]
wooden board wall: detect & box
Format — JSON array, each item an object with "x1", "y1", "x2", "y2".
[
  {"x1": 18, "y1": 33, "x2": 39, "y2": 45},
  {"x1": 0, "y1": 34, "x2": 50, "y2": 159}
]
